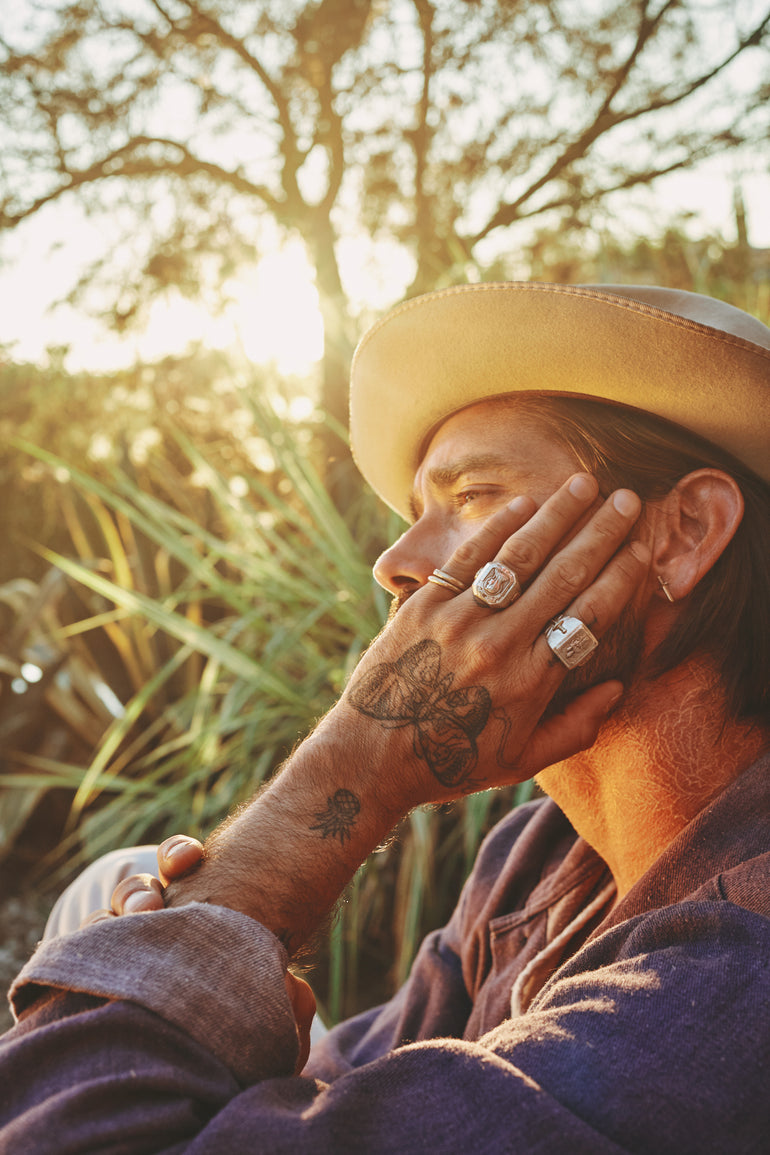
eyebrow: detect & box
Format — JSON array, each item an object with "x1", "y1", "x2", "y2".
[{"x1": 407, "y1": 453, "x2": 517, "y2": 520}]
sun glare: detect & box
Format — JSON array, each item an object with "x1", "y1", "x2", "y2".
[
  {"x1": 225, "y1": 243, "x2": 324, "y2": 374},
  {"x1": 0, "y1": 208, "x2": 328, "y2": 377},
  {"x1": 4, "y1": 159, "x2": 768, "y2": 378},
  {"x1": 131, "y1": 240, "x2": 324, "y2": 376}
]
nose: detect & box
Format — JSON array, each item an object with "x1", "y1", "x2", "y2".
[{"x1": 373, "y1": 518, "x2": 454, "y2": 595}]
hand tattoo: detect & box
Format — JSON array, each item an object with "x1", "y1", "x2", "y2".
[
  {"x1": 310, "y1": 788, "x2": 361, "y2": 844},
  {"x1": 348, "y1": 639, "x2": 490, "y2": 789}
]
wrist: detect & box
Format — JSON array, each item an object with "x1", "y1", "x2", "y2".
[{"x1": 165, "y1": 712, "x2": 407, "y2": 954}]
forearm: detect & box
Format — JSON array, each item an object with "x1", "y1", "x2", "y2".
[{"x1": 165, "y1": 701, "x2": 408, "y2": 955}]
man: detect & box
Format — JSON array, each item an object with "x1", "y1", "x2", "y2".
[{"x1": 2, "y1": 282, "x2": 769, "y2": 1152}]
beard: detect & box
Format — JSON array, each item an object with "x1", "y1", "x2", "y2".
[
  {"x1": 387, "y1": 587, "x2": 415, "y2": 621},
  {"x1": 542, "y1": 603, "x2": 647, "y2": 719}
]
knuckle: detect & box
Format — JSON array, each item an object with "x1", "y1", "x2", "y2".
[
  {"x1": 596, "y1": 511, "x2": 632, "y2": 545},
  {"x1": 453, "y1": 536, "x2": 483, "y2": 567},
  {"x1": 504, "y1": 534, "x2": 541, "y2": 575},
  {"x1": 610, "y1": 554, "x2": 637, "y2": 584},
  {"x1": 576, "y1": 595, "x2": 601, "y2": 630},
  {"x1": 550, "y1": 555, "x2": 589, "y2": 592}
]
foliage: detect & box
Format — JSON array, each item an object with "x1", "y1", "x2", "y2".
[
  {"x1": 3, "y1": 205, "x2": 769, "y2": 1013},
  {"x1": 0, "y1": 345, "x2": 335, "y2": 585},
  {"x1": 3, "y1": 216, "x2": 768, "y2": 1013},
  {"x1": 0, "y1": 379, "x2": 533, "y2": 1021},
  {"x1": 1, "y1": 0, "x2": 768, "y2": 426},
  {"x1": 1, "y1": 387, "x2": 386, "y2": 860},
  {"x1": 517, "y1": 197, "x2": 770, "y2": 325}
]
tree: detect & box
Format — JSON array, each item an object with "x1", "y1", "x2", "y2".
[
  {"x1": 1, "y1": 0, "x2": 768, "y2": 479},
  {"x1": 511, "y1": 197, "x2": 770, "y2": 322}
]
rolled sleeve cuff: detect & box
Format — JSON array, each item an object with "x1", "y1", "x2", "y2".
[{"x1": 9, "y1": 903, "x2": 298, "y2": 1085}]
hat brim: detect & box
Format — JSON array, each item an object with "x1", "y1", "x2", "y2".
[{"x1": 349, "y1": 282, "x2": 770, "y2": 520}]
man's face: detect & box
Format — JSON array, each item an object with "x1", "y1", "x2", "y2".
[
  {"x1": 373, "y1": 398, "x2": 647, "y2": 708},
  {"x1": 373, "y1": 400, "x2": 579, "y2": 596}
]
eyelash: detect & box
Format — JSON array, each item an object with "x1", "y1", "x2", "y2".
[{"x1": 452, "y1": 488, "x2": 492, "y2": 509}]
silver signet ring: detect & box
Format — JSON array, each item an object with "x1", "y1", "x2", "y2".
[
  {"x1": 544, "y1": 615, "x2": 599, "y2": 669},
  {"x1": 471, "y1": 561, "x2": 522, "y2": 610}
]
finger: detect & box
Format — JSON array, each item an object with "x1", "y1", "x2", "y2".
[
  {"x1": 492, "y1": 473, "x2": 601, "y2": 583},
  {"x1": 111, "y1": 873, "x2": 164, "y2": 915},
  {"x1": 516, "y1": 680, "x2": 625, "y2": 777},
  {"x1": 544, "y1": 537, "x2": 652, "y2": 650},
  {"x1": 428, "y1": 474, "x2": 603, "y2": 599},
  {"x1": 521, "y1": 489, "x2": 643, "y2": 627},
  {"x1": 157, "y1": 835, "x2": 204, "y2": 886},
  {"x1": 495, "y1": 541, "x2": 648, "y2": 776},
  {"x1": 524, "y1": 540, "x2": 648, "y2": 698},
  {"x1": 80, "y1": 908, "x2": 115, "y2": 928},
  {"x1": 285, "y1": 972, "x2": 317, "y2": 1074},
  {"x1": 422, "y1": 493, "x2": 537, "y2": 597}
]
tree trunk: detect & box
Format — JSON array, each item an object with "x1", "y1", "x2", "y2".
[{"x1": 308, "y1": 213, "x2": 362, "y2": 514}]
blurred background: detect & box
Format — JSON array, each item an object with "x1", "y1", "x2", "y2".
[{"x1": 1, "y1": 0, "x2": 769, "y2": 1029}]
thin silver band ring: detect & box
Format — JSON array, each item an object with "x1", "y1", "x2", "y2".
[{"x1": 427, "y1": 568, "x2": 466, "y2": 594}]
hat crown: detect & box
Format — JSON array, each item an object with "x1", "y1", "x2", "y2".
[
  {"x1": 350, "y1": 282, "x2": 770, "y2": 518},
  {"x1": 585, "y1": 284, "x2": 770, "y2": 351}
]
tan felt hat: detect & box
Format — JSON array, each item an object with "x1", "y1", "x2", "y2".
[{"x1": 349, "y1": 282, "x2": 770, "y2": 520}]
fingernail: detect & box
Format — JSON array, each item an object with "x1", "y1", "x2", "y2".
[
  {"x1": 612, "y1": 490, "x2": 640, "y2": 517},
  {"x1": 161, "y1": 836, "x2": 198, "y2": 863},
  {"x1": 630, "y1": 541, "x2": 651, "y2": 564},
  {"x1": 568, "y1": 474, "x2": 596, "y2": 500},
  {"x1": 122, "y1": 891, "x2": 152, "y2": 914},
  {"x1": 163, "y1": 840, "x2": 190, "y2": 859},
  {"x1": 507, "y1": 494, "x2": 532, "y2": 514}
]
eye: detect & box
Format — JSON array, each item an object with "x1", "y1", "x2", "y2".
[{"x1": 452, "y1": 487, "x2": 496, "y2": 510}]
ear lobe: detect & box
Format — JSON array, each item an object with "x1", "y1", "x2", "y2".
[{"x1": 650, "y1": 470, "x2": 744, "y2": 600}]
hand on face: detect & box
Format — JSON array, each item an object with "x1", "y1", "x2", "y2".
[
  {"x1": 78, "y1": 465, "x2": 649, "y2": 958},
  {"x1": 341, "y1": 471, "x2": 650, "y2": 807}
]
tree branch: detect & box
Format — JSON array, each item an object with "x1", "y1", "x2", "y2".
[
  {"x1": 473, "y1": 3, "x2": 770, "y2": 244},
  {"x1": 499, "y1": 149, "x2": 734, "y2": 227},
  {"x1": 0, "y1": 137, "x2": 281, "y2": 229},
  {"x1": 161, "y1": 0, "x2": 305, "y2": 210}
]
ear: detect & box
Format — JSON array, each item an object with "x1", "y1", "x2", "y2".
[{"x1": 648, "y1": 470, "x2": 744, "y2": 601}]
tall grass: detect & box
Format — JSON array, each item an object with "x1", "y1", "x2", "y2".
[{"x1": 3, "y1": 388, "x2": 531, "y2": 1021}]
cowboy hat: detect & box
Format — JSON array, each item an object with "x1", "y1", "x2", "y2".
[{"x1": 349, "y1": 282, "x2": 770, "y2": 520}]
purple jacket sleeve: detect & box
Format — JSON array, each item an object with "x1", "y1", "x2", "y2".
[{"x1": 2, "y1": 895, "x2": 769, "y2": 1153}]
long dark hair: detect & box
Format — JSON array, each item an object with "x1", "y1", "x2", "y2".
[{"x1": 514, "y1": 394, "x2": 770, "y2": 723}]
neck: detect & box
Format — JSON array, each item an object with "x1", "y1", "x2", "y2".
[{"x1": 536, "y1": 656, "x2": 770, "y2": 900}]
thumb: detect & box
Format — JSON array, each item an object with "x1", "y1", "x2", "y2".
[
  {"x1": 285, "y1": 972, "x2": 317, "y2": 1074},
  {"x1": 157, "y1": 835, "x2": 205, "y2": 887},
  {"x1": 518, "y1": 681, "x2": 624, "y2": 777}
]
